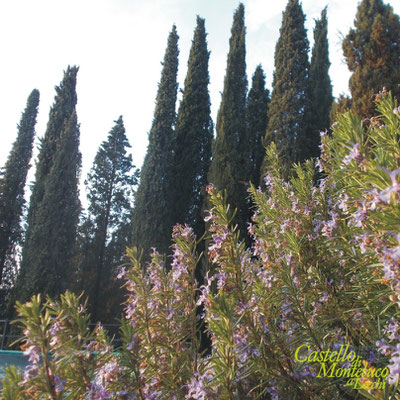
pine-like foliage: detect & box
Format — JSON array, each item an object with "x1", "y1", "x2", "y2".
[
  {"x1": 13, "y1": 67, "x2": 81, "y2": 305},
  {"x1": 265, "y1": 0, "x2": 311, "y2": 173},
  {"x1": 207, "y1": 3, "x2": 248, "y2": 236},
  {"x1": 0, "y1": 89, "x2": 39, "y2": 301},
  {"x1": 76, "y1": 116, "x2": 139, "y2": 322},
  {"x1": 309, "y1": 7, "x2": 332, "y2": 152},
  {"x1": 343, "y1": 0, "x2": 400, "y2": 119},
  {"x1": 246, "y1": 65, "x2": 269, "y2": 187},
  {"x1": 330, "y1": 94, "x2": 352, "y2": 124},
  {"x1": 173, "y1": 16, "x2": 213, "y2": 243},
  {"x1": 131, "y1": 26, "x2": 179, "y2": 260}
]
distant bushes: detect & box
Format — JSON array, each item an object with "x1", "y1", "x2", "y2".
[{"x1": 1, "y1": 92, "x2": 400, "y2": 400}]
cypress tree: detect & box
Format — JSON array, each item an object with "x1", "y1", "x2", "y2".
[
  {"x1": 173, "y1": 16, "x2": 213, "y2": 244},
  {"x1": 0, "y1": 89, "x2": 39, "y2": 305},
  {"x1": 131, "y1": 26, "x2": 179, "y2": 260},
  {"x1": 13, "y1": 66, "x2": 81, "y2": 305},
  {"x1": 246, "y1": 65, "x2": 269, "y2": 187},
  {"x1": 309, "y1": 7, "x2": 333, "y2": 153},
  {"x1": 343, "y1": 0, "x2": 400, "y2": 119},
  {"x1": 330, "y1": 94, "x2": 352, "y2": 123},
  {"x1": 207, "y1": 3, "x2": 248, "y2": 236},
  {"x1": 77, "y1": 116, "x2": 139, "y2": 322},
  {"x1": 264, "y1": 0, "x2": 311, "y2": 174}
]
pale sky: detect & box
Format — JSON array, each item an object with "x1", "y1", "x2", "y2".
[{"x1": 1, "y1": 0, "x2": 399, "y2": 202}]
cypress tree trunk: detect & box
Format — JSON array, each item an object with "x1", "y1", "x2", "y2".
[
  {"x1": 131, "y1": 26, "x2": 179, "y2": 261},
  {"x1": 0, "y1": 89, "x2": 39, "y2": 300},
  {"x1": 343, "y1": 0, "x2": 400, "y2": 119}
]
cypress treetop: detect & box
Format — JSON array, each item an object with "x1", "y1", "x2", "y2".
[
  {"x1": 343, "y1": 0, "x2": 400, "y2": 118},
  {"x1": 131, "y1": 26, "x2": 179, "y2": 261}
]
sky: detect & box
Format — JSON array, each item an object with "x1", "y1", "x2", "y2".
[{"x1": 0, "y1": 0, "x2": 399, "y2": 203}]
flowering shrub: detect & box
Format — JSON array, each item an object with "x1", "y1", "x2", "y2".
[{"x1": 1, "y1": 92, "x2": 400, "y2": 399}]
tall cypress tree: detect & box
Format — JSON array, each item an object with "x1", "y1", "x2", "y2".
[
  {"x1": 13, "y1": 66, "x2": 81, "y2": 305},
  {"x1": 0, "y1": 89, "x2": 39, "y2": 301},
  {"x1": 343, "y1": 0, "x2": 400, "y2": 119},
  {"x1": 309, "y1": 7, "x2": 333, "y2": 154},
  {"x1": 207, "y1": 3, "x2": 248, "y2": 235},
  {"x1": 264, "y1": 0, "x2": 311, "y2": 174},
  {"x1": 246, "y1": 65, "x2": 269, "y2": 187},
  {"x1": 173, "y1": 16, "x2": 213, "y2": 243},
  {"x1": 131, "y1": 26, "x2": 179, "y2": 260},
  {"x1": 76, "y1": 116, "x2": 139, "y2": 322}
]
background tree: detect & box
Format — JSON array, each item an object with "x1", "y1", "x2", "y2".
[
  {"x1": 11, "y1": 66, "x2": 81, "y2": 307},
  {"x1": 264, "y1": 0, "x2": 311, "y2": 175},
  {"x1": 131, "y1": 26, "x2": 179, "y2": 261},
  {"x1": 0, "y1": 89, "x2": 39, "y2": 310},
  {"x1": 343, "y1": 0, "x2": 400, "y2": 119},
  {"x1": 246, "y1": 65, "x2": 269, "y2": 187},
  {"x1": 173, "y1": 16, "x2": 213, "y2": 254},
  {"x1": 76, "y1": 116, "x2": 139, "y2": 322},
  {"x1": 330, "y1": 94, "x2": 352, "y2": 124},
  {"x1": 309, "y1": 7, "x2": 333, "y2": 152},
  {"x1": 207, "y1": 3, "x2": 248, "y2": 237}
]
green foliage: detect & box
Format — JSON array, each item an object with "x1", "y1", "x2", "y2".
[
  {"x1": 173, "y1": 16, "x2": 213, "y2": 246},
  {"x1": 131, "y1": 25, "x2": 179, "y2": 261},
  {"x1": 0, "y1": 89, "x2": 39, "y2": 308},
  {"x1": 330, "y1": 93, "x2": 353, "y2": 124},
  {"x1": 207, "y1": 3, "x2": 249, "y2": 239},
  {"x1": 343, "y1": 0, "x2": 400, "y2": 119},
  {"x1": 246, "y1": 65, "x2": 269, "y2": 187},
  {"x1": 309, "y1": 7, "x2": 333, "y2": 151},
  {"x1": 265, "y1": 0, "x2": 311, "y2": 175},
  {"x1": 11, "y1": 67, "x2": 81, "y2": 308},
  {"x1": 76, "y1": 116, "x2": 139, "y2": 322}
]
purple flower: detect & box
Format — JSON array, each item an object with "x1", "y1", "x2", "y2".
[
  {"x1": 321, "y1": 211, "x2": 338, "y2": 238},
  {"x1": 266, "y1": 380, "x2": 279, "y2": 400},
  {"x1": 316, "y1": 158, "x2": 324, "y2": 173},
  {"x1": 383, "y1": 317, "x2": 400, "y2": 340},
  {"x1": 23, "y1": 344, "x2": 40, "y2": 364},
  {"x1": 264, "y1": 172, "x2": 274, "y2": 188},
  {"x1": 185, "y1": 371, "x2": 213, "y2": 399},
  {"x1": 86, "y1": 382, "x2": 111, "y2": 400},
  {"x1": 126, "y1": 335, "x2": 137, "y2": 351},
  {"x1": 117, "y1": 266, "x2": 127, "y2": 279},
  {"x1": 376, "y1": 339, "x2": 391, "y2": 355},
  {"x1": 259, "y1": 315, "x2": 269, "y2": 334},
  {"x1": 382, "y1": 233, "x2": 400, "y2": 263},
  {"x1": 378, "y1": 168, "x2": 400, "y2": 204},
  {"x1": 343, "y1": 143, "x2": 363, "y2": 166},
  {"x1": 388, "y1": 343, "x2": 400, "y2": 385},
  {"x1": 54, "y1": 374, "x2": 65, "y2": 393},
  {"x1": 350, "y1": 200, "x2": 368, "y2": 227},
  {"x1": 203, "y1": 210, "x2": 215, "y2": 222}
]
